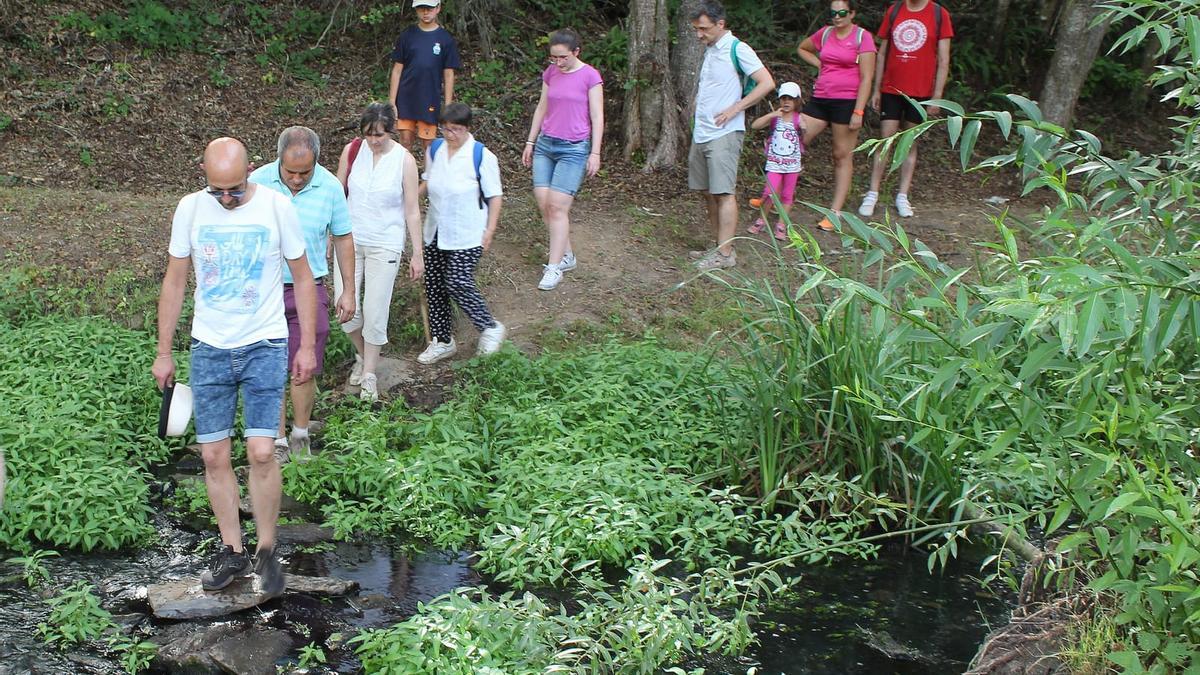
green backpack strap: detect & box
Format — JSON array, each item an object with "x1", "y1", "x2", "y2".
[{"x1": 729, "y1": 38, "x2": 755, "y2": 97}]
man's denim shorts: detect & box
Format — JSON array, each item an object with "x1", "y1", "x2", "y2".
[
  {"x1": 190, "y1": 338, "x2": 287, "y2": 443},
  {"x1": 532, "y1": 134, "x2": 591, "y2": 196}
]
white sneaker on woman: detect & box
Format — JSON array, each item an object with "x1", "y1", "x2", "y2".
[
  {"x1": 417, "y1": 338, "x2": 458, "y2": 365},
  {"x1": 348, "y1": 355, "x2": 364, "y2": 386},
  {"x1": 538, "y1": 265, "x2": 563, "y2": 290},
  {"x1": 359, "y1": 373, "x2": 378, "y2": 402},
  {"x1": 858, "y1": 191, "x2": 879, "y2": 217},
  {"x1": 557, "y1": 252, "x2": 577, "y2": 272},
  {"x1": 477, "y1": 322, "x2": 506, "y2": 355}
]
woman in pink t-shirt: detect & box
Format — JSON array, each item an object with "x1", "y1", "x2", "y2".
[
  {"x1": 521, "y1": 28, "x2": 604, "y2": 291},
  {"x1": 797, "y1": 0, "x2": 876, "y2": 231}
]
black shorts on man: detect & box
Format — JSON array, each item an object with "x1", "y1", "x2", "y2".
[{"x1": 879, "y1": 92, "x2": 924, "y2": 124}]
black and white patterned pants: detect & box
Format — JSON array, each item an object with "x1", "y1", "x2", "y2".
[{"x1": 424, "y1": 238, "x2": 497, "y2": 342}]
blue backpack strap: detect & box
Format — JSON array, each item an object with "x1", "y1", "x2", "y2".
[
  {"x1": 429, "y1": 137, "x2": 444, "y2": 163},
  {"x1": 472, "y1": 141, "x2": 485, "y2": 209}
]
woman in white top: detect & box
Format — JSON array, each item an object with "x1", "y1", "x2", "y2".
[
  {"x1": 335, "y1": 103, "x2": 423, "y2": 401},
  {"x1": 416, "y1": 102, "x2": 505, "y2": 365}
]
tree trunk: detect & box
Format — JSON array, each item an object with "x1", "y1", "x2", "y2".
[
  {"x1": 992, "y1": 0, "x2": 1013, "y2": 37},
  {"x1": 671, "y1": 0, "x2": 704, "y2": 138},
  {"x1": 1038, "y1": 0, "x2": 1110, "y2": 129},
  {"x1": 623, "y1": 0, "x2": 681, "y2": 171}
]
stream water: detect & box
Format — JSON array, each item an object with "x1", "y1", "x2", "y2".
[{"x1": 0, "y1": 512, "x2": 1008, "y2": 675}]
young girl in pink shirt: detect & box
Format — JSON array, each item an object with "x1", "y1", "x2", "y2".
[{"x1": 750, "y1": 82, "x2": 805, "y2": 241}]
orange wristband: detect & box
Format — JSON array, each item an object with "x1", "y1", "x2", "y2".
[{"x1": 852, "y1": 109, "x2": 865, "y2": 116}]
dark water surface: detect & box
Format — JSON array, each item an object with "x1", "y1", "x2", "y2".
[{"x1": 0, "y1": 521, "x2": 1006, "y2": 674}]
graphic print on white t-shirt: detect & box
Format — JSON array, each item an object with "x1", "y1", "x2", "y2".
[
  {"x1": 892, "y1": 19, "x2": 927, "y2": 62},
  {"x1": 764, "y1": 118, "x2": 802, "y2": 174},
  {"x1": 195, "y1": 225, "x2": 270, "y2": 314}
]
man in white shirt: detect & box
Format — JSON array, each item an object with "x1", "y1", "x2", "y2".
[
  {"x1": 688, "y1": 0, "x2": 774, "y2": 271},
  {"x1": 152, "y1": 137, "x2": 319, "y2": 598}
]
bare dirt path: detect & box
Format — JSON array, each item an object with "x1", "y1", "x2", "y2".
[{"x1": 0, "y1": 171, "x2": 1035, "y2": 361}]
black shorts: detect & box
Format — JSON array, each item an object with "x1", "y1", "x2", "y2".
[
  {"x1": 802, "y1": 97, "x2": 856, "y2": 125},
  {"x1": 879, "y1": 92, "x2": 924, "y2": 123}
]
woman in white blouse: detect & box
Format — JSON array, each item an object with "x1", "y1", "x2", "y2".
[
  {"x1": 416, "y1": 102, "x2": 505, "y2": 364},
  {"x1": 336, "y1": 103, "x2": 424, "y2": 401}
]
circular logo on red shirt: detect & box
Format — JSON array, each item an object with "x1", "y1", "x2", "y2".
[{"x1": 892, "y1": 18, "x2": 928, "y2": 53}]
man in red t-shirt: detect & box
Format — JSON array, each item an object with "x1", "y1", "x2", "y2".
[{"x1": 858, "y1": 0, "x2": 953, "y2": 219}]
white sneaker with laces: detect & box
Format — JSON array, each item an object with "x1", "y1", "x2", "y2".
[
  {"x1": 895, "y1": 194, "x2": 914, "y2": 218},
  {"x1": 348, "y1": 355, "x2": 364, "y2": 386},
  {"x1": 858, "y1": 191, "x2": 878, "y2": 217},
  {"x1": 557, "y1": 252, "x2": 577, "y2": 272},
  {"x1": 477, "y1": 322, "x2": 506, "y2": 355},
  {"x1": 538, "y1": 264, "x2": 563, "y2": 290},
  {"x1": 417, "y1": 338, "x2": 458, "y2": 365},
  {"x1": 359, "y1": 373, "x2": 378, "y2": 402}
]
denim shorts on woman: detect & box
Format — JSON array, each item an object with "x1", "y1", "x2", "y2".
[
  {"x1": 532, "y1": 134, "x2": 591, "y2": 196},
  {"x1": 190, "y1": 338, "x2": 288, "y2": 443}
]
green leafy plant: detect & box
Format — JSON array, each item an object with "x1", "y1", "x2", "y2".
[
  {"x1": 37, "y1": 582, "x2": 115, "y2": 648},
  {"x1": 5, "y1": 549, "x2": 60, "y2": 588}
]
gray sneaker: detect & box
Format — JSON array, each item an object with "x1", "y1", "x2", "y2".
[
  {"x1": 288, "y1": 429, "x2": 311, "y2": 461},
  {"x1": 557, "y1": 252, "x2": 577, "y2": 272},
  {"x1": 272, "y1": 437, "x2": 290, "y2": 465},
  {"x1": 693, "y1": 249, "x2": 737, "y2": 271},
  {"x1": 254, "y1": 546, "x2": 285, "y2": 599}
]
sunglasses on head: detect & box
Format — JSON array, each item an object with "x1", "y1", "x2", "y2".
[{"x1": 830, "y1": 8, "x2": 851, "y2": 17}]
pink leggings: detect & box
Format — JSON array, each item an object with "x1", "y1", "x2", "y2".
[{"x1": 760, "y1": 171, "x2": 799, "y2": 207}]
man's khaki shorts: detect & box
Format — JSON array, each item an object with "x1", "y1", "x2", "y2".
[
  {"x1": 396, "y1": 118, "x2": 437, "y2": 141},
  {"x1": 687, "y1": 131, "x2": 744, "y2": 195}
]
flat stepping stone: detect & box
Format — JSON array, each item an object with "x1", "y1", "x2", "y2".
[
  {"x1": 147, "y1": 574, "x2": 358, "y2": 619},
  {"x1": 343, "y1": 355, "x2": 414, "y2": 395},
  {"x1": 153, "y1": 624, "x2": 292, "y2": 675},
  {"x1": 275, "y1": 522, "x2": 336, "y2": 545}
]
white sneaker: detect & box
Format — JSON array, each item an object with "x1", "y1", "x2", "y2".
[
  {"x1": 359, "y1": 373, "x2": 378, "y2": 402},
  {"x1": 537, "y1": 265, "x2": 563, "y2": 290},
  {"x1": 348, "y1": 355, "x2": 364, "y2": 386},
  {"x1": 858, "y1": 191, "x2": 878, "y2": 217},
  {"x1": 895, "y1": 194, "x2": 914, "y2": 218},
  {"x1": 477, "y1": 322, "x2": 506, "y2": 355},
  {"x1": 417, "y1": 338, "x2": 458, "y2": 365},
  {"x1": 557, "y1": 252, "x2": 577, "y2": 272}
]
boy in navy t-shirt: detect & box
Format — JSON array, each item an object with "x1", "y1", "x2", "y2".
[{"x1": 389, "y1": 0, "x2": 462, "y2": 151}]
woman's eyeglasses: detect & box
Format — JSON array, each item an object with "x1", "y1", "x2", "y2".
[
  {"x1": 829, "y1": 8, "x2": 851, "y2": 17},
  {"x1": 547, "y1": 54, "x2": 571, "y2": 63}
]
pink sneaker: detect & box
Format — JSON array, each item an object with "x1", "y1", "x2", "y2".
[
  {"x1": 748, "y1": 217, "x2": 766, "y2": 234},
  {"x1": 774, "y1": 222, "x2": 789, "y2": 241}
]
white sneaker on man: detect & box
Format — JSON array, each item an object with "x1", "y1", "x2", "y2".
[
  {"x1": 477, "y1": 322, "x2": 506, "y2": 355},
  {"x1": 417, "y1": 338, "x2": 458, "y2": 365},
  {"x1": 359, "y1": 373, "x2": 378, "y2": 402},
  {"x1": 895, "y1": 194, "x2": 914, "y2": 218},
  {"x1": 348, "y1": 355, "x2": 364, "y2": 386},
  {"x1": 272, "y1": 437, "x2": 290, "y2": 465},
  {"x1": 858, "y1": 191, "x2": 879, "y2": 217},
  {"x1": 557, "y1": 252, "x2": 577, "y2": 272},
  {"x1": 538, "y1": 265, "x2": 563, "y2": 290}
]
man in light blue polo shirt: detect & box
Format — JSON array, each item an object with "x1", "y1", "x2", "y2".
[
  {"x1": 688, "y1": 0, "x2": 774, "y2": 271},
  {"x1": 250, "y1": 126, "x2": 355, "y2": 460}
]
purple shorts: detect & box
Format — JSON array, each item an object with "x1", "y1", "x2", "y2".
[{"x1": 283, "y1": 282, "x2": 331, "y2": 375}]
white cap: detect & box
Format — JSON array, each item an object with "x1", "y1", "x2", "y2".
[
  {"x1": 412, "y1": 0, "x2": 440, "y2": 6},
  {"x1": 158, "y1": 382, "x2": 194, "y2": 438},
  {"x1": 778, "y1": 82, "x2": 802, "y2": 99}
]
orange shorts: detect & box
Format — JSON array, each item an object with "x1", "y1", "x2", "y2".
[{"x1": 396, "y1": 119, "x2": 437, "y2": 141}]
